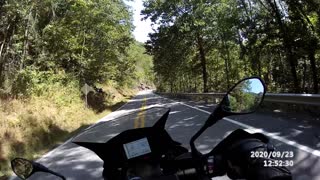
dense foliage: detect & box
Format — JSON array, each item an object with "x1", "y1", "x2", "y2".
[
  {"x1": 143, "y1": 0, "x2": 320, "y2": 94},
  {"x1": 0, "y1": 0, "x2": 153, "y2": 97}
]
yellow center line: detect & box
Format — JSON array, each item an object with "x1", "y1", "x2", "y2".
[
  {"x1": 140, "y1": 97, "x2": 147, "y2": 128},
  {"x1": 134, "y1": 96, "x2": 147, "y2": 128}
]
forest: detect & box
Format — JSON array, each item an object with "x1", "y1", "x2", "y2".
[
  {"x1": 143, "y1": 0, "x2": 320, "y2": 94},
  {"x1": 0, "y1": 0, "x2": 153, "y2": 96}
]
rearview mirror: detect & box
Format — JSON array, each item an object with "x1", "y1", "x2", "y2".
[
  {"x1": 11, "y1": 157, "x2": 66, "y2": 180},
  {"x1": 11, "y1": 158, "x2": 34, "y2": 179},
  {"x1": 221, "y1": 77, "x2": 265, "y2": 114},
  {"x1": 189, "y1": 77, "x2": 266, "y2": 158}
]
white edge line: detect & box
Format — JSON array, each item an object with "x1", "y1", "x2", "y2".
[{"x1": 155, "y1": 93, "x2": 320, "y2": 157}]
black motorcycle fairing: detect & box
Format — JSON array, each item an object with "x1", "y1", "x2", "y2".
[
  {"x1": 73, "y1": 107, "x2": 182, "y2": 167},
  {"x1": 75, "y1": 127, "x2": 181, "y2": 164},
  {"x1": 101, "y1": 128, "x2": 185, "y2": 180},
  {"x1": 75, "y1": 127, "x2": 184, "y2": 179},
  {"x1": 72, "y1": 107, "x2": 189, "y2": 179}
]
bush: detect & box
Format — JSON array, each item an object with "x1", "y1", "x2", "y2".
[{"x1": 11, "y1": 69, "x2": 35, "y2": 97}]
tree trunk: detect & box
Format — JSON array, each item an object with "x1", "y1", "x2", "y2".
[
  {"x1": 222, "y1": 35, "x2": 231, "y2": 89},
  {"x1": 179, "y1": 77, "x2": 182, "y2": 92},
  {"x1": 0, "y1": 61, "x2": 3, "y2": 88},
  {"x1": 0, "y1": 23, "x2": 13, "y2": 88},
  {"x1": 288, "y1": 53, "x2": 300, "y2": 93},
  {"x1": 196, "y1": 34, "x2": 208, "y2": 93},
  {"x1": 302, "y1": 58, "x2": 307, "y2": 93},
  {"x1": 0, "y1": 39, "x2": 6, "y2": 62},
  {"x1": 258, "y1": 57, "x2": 262, "y2": 77},
  {"x1": 266, "y1": 0, "x2": 300, "y2": 93},
  {"x1": 309, "y1": 49, "x2": 319, "y2": 93},
  {"x1": 187, "y1": 74, "x2": 191, "y2": 92},
  {"x1": 0, "y1": 24, "x2": 11, "y2": 64},
  {"x1": 194, "y1": 79, "x2": 197, "y2": 92},
  {"x1": 265, "y1": 58, "x2": 272, "y2": 87},
  {"x1": 21, "y1": 20, "x2": 30, "y2": 70},
  {"x1": 224, "y1": 58, "x2": 230, "y2": 89},
  {"x1": 0, "y1": 40, "x2": 6, "y2": 86}
]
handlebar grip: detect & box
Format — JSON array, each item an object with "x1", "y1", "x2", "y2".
[
  {"x1": 174, "y1": 155, "x2": 197, "y2": 169},
  {"x1": 161, "y1": 152, "x2": 202, "y2": 179},
  {"x1": 170, "y1": 153, "x2": 214, "y2": 180}
]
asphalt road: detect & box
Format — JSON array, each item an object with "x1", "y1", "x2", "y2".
[{"x1": 11, "y1": 90, "x2": 320, "y2": 180}]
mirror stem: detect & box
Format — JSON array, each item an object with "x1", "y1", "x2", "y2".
[
  {"x1": 34, "y1": 162, "x2": 66, "y2": 180},
  {"x1": 204, "y1": 106, "x2": 224, "y2": 127},
  {"x1": 190, "y1": 106, "x2": 223, "y2": 156},
  {"x1": 51, "y1": 172, "x2": 66, "y2": 180},
  {"x1": 190, "y1": 124, "x2": 207, "y2": 156},
  {"x1": 42, "y1": 169, "x2": 66, "y2": 180}
]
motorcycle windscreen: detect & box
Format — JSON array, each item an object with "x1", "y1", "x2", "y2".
[{"x1": 72, "y1": 107, "x2": 170, "y2": 144}]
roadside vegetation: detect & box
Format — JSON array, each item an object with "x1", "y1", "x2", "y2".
[
  {"x1": 0, "y1": 0, "x2": 153, "y2": 177},
  {"x1": 0, "y1": 81, "x2": 136, "y2": 177}
]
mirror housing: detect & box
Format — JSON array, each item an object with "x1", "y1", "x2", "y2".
[
  {"x1": 11, "y1": 158, "x2": 66, "y2": 180},
  {"x1": 190, "y1": 77, "x2": 266, "y2": 157},
  {"x1": 11, "y1": 158, "x2": 34, "y2": 179},
  {"x1": 208, "y1": 77, "x2": 266, "y2": 126},
  {"x1": 203, "y1": 77, "x2": 266, "y2": 128},
  {"x1": 220, "y1": 77, "x2": 266, "y2": 115}
]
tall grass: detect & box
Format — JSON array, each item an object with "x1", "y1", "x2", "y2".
[{"x1": 0, "y1": 77, "x2": 136, "y2": 177}]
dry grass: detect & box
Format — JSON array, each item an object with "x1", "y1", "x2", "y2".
[{"x1": 0, "y1": 84, "x2": 136, "y2": 178}]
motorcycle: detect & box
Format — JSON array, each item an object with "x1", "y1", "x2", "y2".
[{"x1": 11, "y1": 77, "x2": 290, "y2": 180}]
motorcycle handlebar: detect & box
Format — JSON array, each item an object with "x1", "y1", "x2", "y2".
[{"x1": 162, "y1": 152, "x2": 212, "y2": 180}]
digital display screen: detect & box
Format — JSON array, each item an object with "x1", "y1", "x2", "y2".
[{"x1": 123, "y1": 137, "x2": 151, "y2": 159}]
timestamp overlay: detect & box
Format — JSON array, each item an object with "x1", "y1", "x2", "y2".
[{"x1": 250, "y1": 150, "x2": 295, "y2": 167}]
